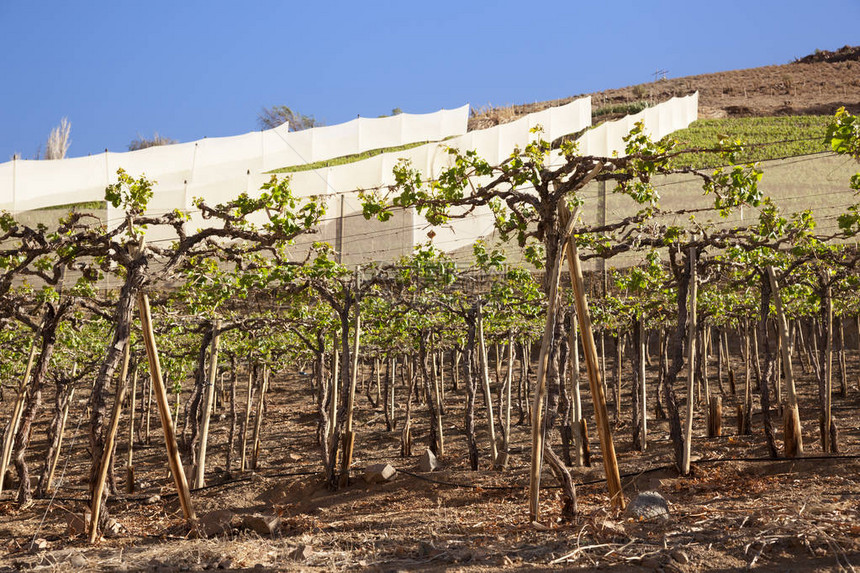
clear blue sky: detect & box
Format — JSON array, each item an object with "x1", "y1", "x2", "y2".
[{"x1": 1, "y1": 0, "x2": 857, "y2": 161}]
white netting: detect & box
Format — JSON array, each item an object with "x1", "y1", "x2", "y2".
[{"x1": 0, "y1": 105, "x2": 470, "y2": 215}]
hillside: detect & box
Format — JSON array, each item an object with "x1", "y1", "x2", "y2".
[{"x1": 469, "y1": 45, "x2": 860, "y2": 129}]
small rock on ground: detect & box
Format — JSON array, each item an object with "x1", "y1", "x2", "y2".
[
  {"x1": 419, "y1": 449, "x2": 440, "y2": 472},
  {"x1": 364, "y1": 463, "x2": 396, "y2": 484},
  {"x1": 241, "y1": 513, "x2": 281, "y2": 536},
  {"x1": 625, "y1": 491, "x2": 670, "y2": 521}
]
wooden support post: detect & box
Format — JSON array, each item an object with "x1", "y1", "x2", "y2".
[
  {"x1": 89, "y1": 342, "x2": 131, "y2": 543},
  {"x1": 0, "y1": 339, "x2": 37, "y2": 493},
  {"x1": 45, "y1": 387, "x2": 75, "y2": 493},
  {"x1": 477, "y1": 304, "x2": 499, "y2": 468},
  {"x1": 340, "y1": 296, "x2": 361, "y2": 488},
  {"x1": 251, "y1": 366, "x2": 269, "y2": 470},
  {"x1": 328, "y1": 342, "x2": 339, "y2": 444},
  {"x1": 562, "y1": 205, "x2": 625, "y2": 510},
  {"x1": 126, "y1": 367, "x2": 137, "y2": 494},
  {"x1": 766, "y1": 266, "x2": 803, "y2": 457},
  {"x1": 194, "y1": 319, "x2": 221, "y2": 488},
  {"x1": 137, "y1": 293, "x2": 196, "y2": 522},
  {"x1": 682, "y1": 246, "x2": 698, "y2": 476},
  {"x1": 568, "y1": 315, "x2": 584, "y2": 466},
  {"x1": 707, "y1": 396, "x2": 722, "y2": 438},
  {"x1": 144, "y1": 368, "x2": 152, "y2": 444},
  {"x1": 823, "y1": 286, "x2": 833, "y2": 454},
  {"x1": 528, "y1": 219, "x2": 570, "y2": 522},
  {"x1": 240, "y1": 361, "x2": 254, "y2": 472},
  {"x1": 504, "y1": 335, "x2": 513, "y2": 453},
  {"x1": 638, "y1": 316, "x2": 647, "y2": 451}
]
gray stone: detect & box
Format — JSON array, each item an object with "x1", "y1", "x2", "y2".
[
  {"x1": 241, "y1": 512, "x2": 281, "y2": 536},
  {"x1": 199, "y1": 509, "x2": 236, "y2": 537},
  {"x1": 625, "y1": 491, "x2": 670, "y2": 521},
  {"x1": 419, "y1": 449, "x2": 440, "y2": 472},
  {"x1": 69, "y1": 553, "x2": 88, "y2": 568},
  {"x1": 364, "y1": 463, "x2": 396, "y2": 484}
]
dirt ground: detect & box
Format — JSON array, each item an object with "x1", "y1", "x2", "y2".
[{"x1": 0, "y1": 341, "x2": 858, "y2": 572}]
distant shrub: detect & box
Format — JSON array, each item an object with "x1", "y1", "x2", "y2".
[
  {"x1": 593, "y1": 101, "x2": 651, "y2": 118},
  {"x1": 43, "y1": 118, "x2": 71, "y2": 160},
  {"x1": 258, "y1": 106, "x2": 321, "y2": 131},
  {"x1": 128, "y1": 133, "x2": 177, "y2": 151}
]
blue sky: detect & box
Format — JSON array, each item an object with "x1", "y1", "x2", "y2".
[{"x1": 1, "y1": 0, "x2": 857, "y2": 160}]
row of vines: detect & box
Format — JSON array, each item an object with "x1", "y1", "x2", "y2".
[{"x1": 0, "y1": 108, "x2": 858, "y2": 539}]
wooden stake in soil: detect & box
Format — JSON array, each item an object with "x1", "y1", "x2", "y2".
[
  {"x1": 340, "y1": 292, "x2": 362, "y2": 488},
  {"x1": 477, "y1": 304, "x2": 499, "y2": 468},
  {"x1": 681, "y1": 246, "x2": 698, "y2": 476},
  {"x1": 88, "y1": 342, "x2": 131, "y2": 543},
  {"x1": 45, "y1": 387, "x2": 75, "y2": 494},
  {"x1": 823, "y1": 285, "x2": 833, "y2": 454},
  {"x1": 528, "y1": 209, "x2": 573, "y2": 522},
  {"x1": 638, "y1": 316, "x2": 647, "y2": 451},
  {"x1": 240, "y1": 360, "x2": 254, "y2": 472},
  {"x1": 251, "y1": 366, "x2": 269, "y2": 470},
  {"x1": 0, "y1": 339, "x2": 38, "y2": 494},
  {"x1": 137, "y1": 293, "x2": 196, "y2": 522},
  {"x1": 194, "y1": 319, "x2": 221, "y2": 488},
  {"x1": 126, "y1": 367, "x2": 138, "y2": 494},
  {"x1": 568, "y1": 315, "x2": 585, "y2": 467},
  {"x1": 766, "y1": 266, "x2": 803, "y2": 457},
  {"x1": 707, "y1": 396, "x2": 722, "y2": 438},
  {"x1": 562, "y1": 205, "x2": 624, "y2": 510}
]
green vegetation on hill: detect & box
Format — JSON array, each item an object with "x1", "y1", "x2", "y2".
[
  {"x1": 593, "y1": 101, "x2": 650, "y2": 119},
  {"x1": 34, "y1": 200, "x2": 106, "y2": 212},
  {"x1": 670, "y1": 115, "x2": 831, "y2": 169},
  {"x1": 268, "y1": 139, "x2": 446, "y2": 174}
]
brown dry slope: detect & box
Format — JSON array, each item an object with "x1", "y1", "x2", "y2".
[{"x1": 470, "y1": 45, "x2": 860, "y2": 129}]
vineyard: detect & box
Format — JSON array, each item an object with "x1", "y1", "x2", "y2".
[{"x1": 0, "y1": 103, "x2": 859, "y2": 573}]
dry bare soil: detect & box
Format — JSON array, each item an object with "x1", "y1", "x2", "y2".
[
  {"x1": 469, "y1": 45, "x2": 860, "y2": 129},
  {"x1": 0, "y1": 345, "x2": 858, "y2": 572}
]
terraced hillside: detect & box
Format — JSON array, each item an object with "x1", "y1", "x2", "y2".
[{"x1": 470, "y1": 45, "x2": 860, "y2": 129}]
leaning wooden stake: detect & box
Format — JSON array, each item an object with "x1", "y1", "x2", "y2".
[
  {"x1": 137, "y1": 293, "x2": 196, "y2": 522},
  {"x1": 503, "y1": 335, "x2": 513, "y2": 454},
  {"x1": 88, "y1": 343, "x2": 131, "y2": 543},
  {"x1": 528, "y1": 214, "x2": 572, "y2": 522},
  {"x1": 568, "y1": 315, "x2": 585, "y2": 467},
  {"x1": 823, "y1": 286, "x2": 833, "y2": 453},
  {"x1": 251, "y1": 366, "x2": 269, "y2": 470},
  {"x1": 477, "y1": 304, "x2": 499, "y2": 468},
  {"x1": 681, "y1": 246, "x2": 698, "y2": 476},
  {"x1": 194, "y1": 319, "x2": 221, "y2": 488},
  {"x1": 766, "y1": 266, "x2": 803, "y2": 456},
  {"x1": 240, "y1": 361, "x2": 254, "y2": 472},
  {"x1": 126, "y1": 367, "x2": 138, "y2": 494},
  {"x1": 562, "y1": 205, "x2": 625, "y2": 510},
  {"x1": 45, "y1": 387, "x2": 75, "y2": 494},
  {"x1": 0, "y1": 339, "x2": 38, "y2": 493},
  {"x1": 638, "y1": 316, "x2": 647, "y2": 451},
  {"x1": 340, "y1": 301, "x2": 362, "y2": 488}
]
